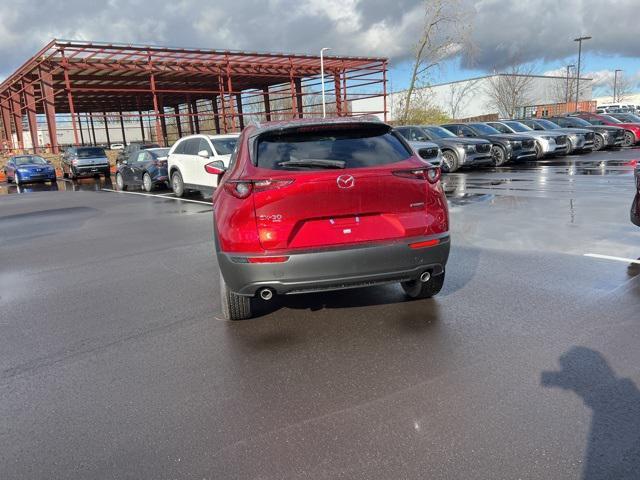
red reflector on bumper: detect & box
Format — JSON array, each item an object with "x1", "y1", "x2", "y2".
[
  {"x1": 409, "y1": 239, "x2": 440, "y2": 249},
  {"x1": 246, "y1": 256, "x2": 290, "y2": 264}
]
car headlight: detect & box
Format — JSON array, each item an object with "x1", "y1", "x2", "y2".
[
  {"x1": 465, "y1": 145, "x2": 476, "y2": 152},
  {"x1": 601, "y1": 130, "x2": 609, "y2": 137},
  {"x1": 512, "y1": 141, "x2": 521, "y2": 148},
  {"x1": 17, "y1": 168, "x2": 30, "y2": 173},
  {"x1": 541, "y1": 136, "x2": 552, "y2": 141}
]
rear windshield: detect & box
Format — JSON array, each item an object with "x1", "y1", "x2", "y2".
[
  {"x1": 76, "y1": 147, "x2": 106, "y2": 158},
  {"x1": 212, "y1": 138, "x2": 237, "y2": 155},
  {"x1": 255, "y1": 126, "x2": 411, "y2": 171}
]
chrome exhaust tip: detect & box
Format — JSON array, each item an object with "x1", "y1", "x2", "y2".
[
  {"x1": 259, "y1": 288, "x2": 274, "y2": 301},
  {"x1": 419, "y1": 271, "x2": 431, "y2": 283}
]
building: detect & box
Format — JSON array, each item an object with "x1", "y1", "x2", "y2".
[
  {"x1": 0, "y1": 39, "x2": 388, "y2": 154},
  {"x1": 353, "y1": 73, "x2": 593, "y2": 121}
]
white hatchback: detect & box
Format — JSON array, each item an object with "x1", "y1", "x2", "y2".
[{"x1": 167, "y1": 134, "x2": 239, "y2": 197}]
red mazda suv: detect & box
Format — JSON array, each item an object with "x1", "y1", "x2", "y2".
[{"x1": 208, "y1": 117, "x2": 450, "y2": 320}]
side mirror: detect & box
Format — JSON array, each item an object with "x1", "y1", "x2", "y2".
[
  {"x1": 204, "y1": 160, "x2": 226, "y2": 175},
  {"x1": 198, "y1": 149, "x2": 210, "y2": 159}
]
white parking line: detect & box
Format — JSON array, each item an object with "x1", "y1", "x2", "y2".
[
  {"x1": 101, "y1": 188, "x2": 212, "y2": 206},
  {"x1": 584, "y1": 253, "x2": 640, "y2": 265}
]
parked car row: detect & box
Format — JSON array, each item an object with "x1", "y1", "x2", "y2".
[{"x1": 394, "y1": 112, "x2": 640, "y2": 172}]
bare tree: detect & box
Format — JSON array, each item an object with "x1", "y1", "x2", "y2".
[
  {"x1": 610, "y1": 73, "x2": 633, "y2": 103},
  {"x1": 548, "y1": 67, "x2": 577, "y2": 106},
  {"x1": 485, "y1": 63, "x2": 537, "y2": 118},
  {"x1": 446, "y1": 79, "x2": 480, "y2": 119},
  {"x1": 400, "y1": 0, "x2": 472, "y2": 123}
]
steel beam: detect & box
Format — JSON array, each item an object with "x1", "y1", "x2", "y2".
[
  {"x1": 136, "y1": 96, "x2": 145, "y2": 141},
  {"x1": 294, "y1": 77, "x2": 303, "y2": 118},
  {"x1": 149, "y1": 72, "x2": 164, "y2": 146},
  {"x1": 10, "y1": 90, "x2": 24, "y2": 150},
  {"x1": 89, "y1": 113, "x2": 97, "y2": 145},
  {"x1": 103, "y1": 112, "x2": 111, "y2": 148},
  {"x1": 235, "y1": 93, "x2": 244, "y2": 130},
  {"x1": 191, "y1": 99, "x2": 200, "y2": 134},
  {"x1": 40, "y1": 67, "x2": 59, "y2": 153},
  {"x1": 158, "y1": 96, "x2": 167, "y2": 144},
  {"x1": 262, "y1": 88, "x2": 271, "y2": 122},
  {"x1": 23, "y1": 81, "x2": 39, "y2": 152},
  {"x1": 334, "y1": 72, "x2": 342, "y2": 116},
  {"x1": 78, "y1": 112, "x2": 85, "y2": 145},
  {"x1": 119, "y1": 111, "x2": 127, "y2": 145},
  {"x1": 0, "y1": 96, "x2": 13, "y2": 150},
  {"x1": 174, "y1": 106, "x2": 182, "y2": 137},
  {"x1": 211, "y1": 97, "x2": 220, "y2": 134}
]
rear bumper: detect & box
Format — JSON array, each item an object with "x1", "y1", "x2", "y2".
[
  {"x1": 217, "y1": 234, "x2": 451, "y2": 296},
  {"x1": 73, "y1": 164, "x2": 110, "y2": 176}
]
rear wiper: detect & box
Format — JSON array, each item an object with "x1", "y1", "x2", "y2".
[{"x1": 277, "y1": 159, "x2": 346, "y2": 169}]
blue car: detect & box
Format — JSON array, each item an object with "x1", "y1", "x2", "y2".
[
  {"x1": 5, "y1": 155, "x2": 57, "y2": 185},
  {"x1": 115, "y1": 147, "x2": 170, "y2": 192}
]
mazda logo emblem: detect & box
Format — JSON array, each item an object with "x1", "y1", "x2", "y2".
[{"x1": 337, "y1": 175, "x2": 355, "y2": 189}]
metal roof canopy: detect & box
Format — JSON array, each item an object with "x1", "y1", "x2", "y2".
[{"x1": 0, "y1": 39, "x2": 388, "y2": 153}]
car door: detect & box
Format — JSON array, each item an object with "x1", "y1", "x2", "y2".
[
  {"x1": 193, "y1": 138, "x2": 216, "y2": 187},
  {"x1": 177, "y1": 138, "x2": 201, "y2": 186},
  {"x1": 129, "y1": 151, "x2": 148, "y2": 184}
]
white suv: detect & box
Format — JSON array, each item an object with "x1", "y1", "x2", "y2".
[{"x1": 167, "y1": 134, "x2": 239, "y2": 197}]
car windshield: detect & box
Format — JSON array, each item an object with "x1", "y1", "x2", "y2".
[
  {"x1": 600, "y1": 114, "x2": 622, "y2": 124},
  {"x1": 537, "y1": 119, "x2": 561, "y2": 129},
  {"x1": 148, "y1": 148, "x2": 170, "y2": 158},
  {"x1": 471, "y1": 123, "x2": 501, "y2": 135},
  {"x1": 256, "y1": 125, "x2": 411, "y2": 171},
  {"x1": 212, "y1": 138, "x2": 238, "y2": 155},
  {"x1": 76, "y1": 147, "x2": 106, "y2": 158},
  {"x1": 615, "y1": 113, "x2": 640, "y2": 122},
  {"x1": 564, "y1": 117, "x2": 592, "y2": 127},
  {"x1": 504, "y1": 121, "x2": 532, "y2": 132},
  {"x1": 424, "y1": 126, "x2": 456, "y2": 138},
  {"x1": 14, "y1": 155, "x2": 47, "y2": 166},
  {"x1": 489, "y1": 123, "x2": 512, "y2": 134}
]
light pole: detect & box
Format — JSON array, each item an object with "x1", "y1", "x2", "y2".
[
  {"x1": 573, "y1": 36, "x2": 592, "y2": 112},
  {"x1": 320, "y1": 47, "x2": 331, "y2": 118},
  {"x1": 565, "y1": 64, "x2": 575, "y2": 113},
  {"x1": 613, "y1": 69, "x2": 623, "y2": 103}
]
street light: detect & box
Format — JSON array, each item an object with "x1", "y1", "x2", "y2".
[
  {"x1": 320, "y1": 47, "x2": 331, "y2": 118},
  {"x1": 573, "y1": 36, "x2": 592, "y2": 112},
  {"x1": 565, "y1": 64, "x2": 575, "y2": 113},
  {"x1": 613, "y1": 69, "x2": 623, "y2": 103}
]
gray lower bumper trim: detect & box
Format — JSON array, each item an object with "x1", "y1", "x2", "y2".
[{"x1": 217, "y1": 235, "x2": 450, "y2": 296}]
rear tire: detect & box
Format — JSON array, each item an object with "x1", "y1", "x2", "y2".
[
  {"x1": 115, "y1": 172, "x2": 127, "y2": 191},
  {"x1": 171, "y1": 170, "x2": 185, "y2": 198},
  {"x1": 220, "y1": 273, "x2": 252, "y2": 320},
  {"x1": 401, "y1": 271, "x2": 445, "y2": 299},
  {"x1": 491, "y1": 145, "x2": 507, "y2": 166},
  {"x1": 441, "y1": 150, "x2": 459, "y2": 173},
  {"x1": 142, "y1": 172, "x2": 153, "y2": 192}
]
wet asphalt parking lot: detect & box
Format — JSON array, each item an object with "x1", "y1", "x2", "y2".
[{"x1": 1, "y1": 148, "x2": 639, "y2": 479}]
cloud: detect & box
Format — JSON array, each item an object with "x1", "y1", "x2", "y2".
[{"x1": 0, "y1": 0, "x2": 639, "y2": 80}]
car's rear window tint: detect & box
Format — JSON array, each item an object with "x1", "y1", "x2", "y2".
[
  {"x1": 76, "y1": 147, "x2": 106, "y2": 157},
  {"x1": 255, "y1": 126, "x2": 411, "y2": 171},
  {"x1": 212, "y1": 138, "x2": 237, "y2": 155}
]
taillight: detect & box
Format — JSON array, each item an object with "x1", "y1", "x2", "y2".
[
  {"x1": 393, "y1": 167, "x2": 440, "y2": 184},
  {"x1": 409, "y1": 239, "x2": 440, "y2": 249},
  {"x1": 223, "y1": 179, "x2": 294, "y2": 198},
  {"x1": 224, "y1": 181, "x2": 253, "y2": 199},
  {"x1": 246, "y1": 256, "x2": 289, "y2": 264}
]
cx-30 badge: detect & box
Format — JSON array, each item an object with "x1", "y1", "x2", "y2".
[{"x1": 336, "y1": 175, "x2": 355, "y2": 189}]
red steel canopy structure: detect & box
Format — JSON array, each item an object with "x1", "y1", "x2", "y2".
[{"x1": 0, "y1": 40, "x2": 388, "y2": 154}]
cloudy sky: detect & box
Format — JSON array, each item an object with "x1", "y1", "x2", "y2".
[{"x1": 1, "y1": 0, "x2": 638, "y2": 96}]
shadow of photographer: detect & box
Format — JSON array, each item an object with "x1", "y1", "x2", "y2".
[{"x1": 542, "y1": 347, "x2": 640, "y2": 479}]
